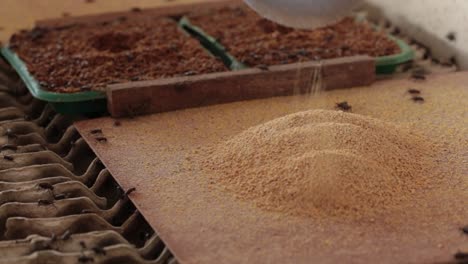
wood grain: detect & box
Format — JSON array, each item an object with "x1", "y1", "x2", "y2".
[
  {"x1": 75, "y1": 71, "x2": 468, "y2": 264},
  {"x1": 107, "y1": 56, "x2": 375, "y2": 117}
]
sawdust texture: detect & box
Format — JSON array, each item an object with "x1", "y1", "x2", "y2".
[
  {"x1": 187, "y1": 5, "x2": 400, "y2": 67},
  {"x1": 203, "y1": 110, "x2": 440, "y2": 219},
  {"x1": 9, "y1": 15, "x2": 226, "y2": 93}
]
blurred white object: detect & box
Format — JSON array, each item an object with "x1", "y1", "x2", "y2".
[
  {"x1": 367, "y1": 0, "x2": 468, "y2": 70},
  {"x1": 243, "y1": 0, "x2": 362, "y2": 29}
]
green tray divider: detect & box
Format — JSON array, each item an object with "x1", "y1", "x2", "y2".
[
  {"x1": 179, "y1": 17, "x2": 247, "y2": 71},
  {"x1": 179, "y1": 17, "x2": 414, "y2": 75},
  {"x1": 0, "y1": 47, "x2": 107, "y2": 115},
  {"x1": 375, "y1": 35, "x2": 414, "y2": 74},
  {"x1": 354, "y1": 14, "x2": 414, "y2": 74}
]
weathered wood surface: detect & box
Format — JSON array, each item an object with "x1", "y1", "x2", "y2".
[
  {"x1": 76, "y1": 71, "x2": 468, "y2": 264},
  {"x1": 107, "y1": 56, "x2": 375, "y2": 117}
]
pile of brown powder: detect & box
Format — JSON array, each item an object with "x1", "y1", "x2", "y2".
[{"x1": 202, "y1": 110, "x2": 439, "y2": 219}]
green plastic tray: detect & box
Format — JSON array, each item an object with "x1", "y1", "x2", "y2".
[
  {"x1": 1, "y1": 19, "x2": 233, "y2": 116},
  {"x1": 180, "y1": 17, "x2": 414, "y2": 75},
  {"x1": 2, "y1": 17, "x2": 411, "y2": 117},
  {"x1": 179, "y1": 17, "x2": 247, "y2": 71},
  {"x1": 375, "y1": 35, "x2": 414, "y2": 74},
  {"x1": 1, "y1": 47, "x2": 107, "y2": 115}
]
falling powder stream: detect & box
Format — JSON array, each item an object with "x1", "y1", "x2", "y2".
[{"x1": 293, "y1": 60, "x2": 323, "y2": 96}]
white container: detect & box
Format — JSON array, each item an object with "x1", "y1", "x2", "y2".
[{"x1": 243, "y1": 0, "x2": 361, "y2": 28}]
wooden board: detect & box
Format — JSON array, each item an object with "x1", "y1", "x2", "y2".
[
  {"x1": 107, "y1": 56, "x2": 375, "y2": 117},
  {"x1": 75, "y1": 72, "x2": 468, "y2": 264}
]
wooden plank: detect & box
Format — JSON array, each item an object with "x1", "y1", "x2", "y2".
[
  {"x1": 36, "y1": 0, "x2": 239, "y2": 29},
  {"x1": 107, "y1": 56, "x2": 375, "y2": 117},
  {"x1": 75, "y1": 72, "x2": 468, "y2": 264}
]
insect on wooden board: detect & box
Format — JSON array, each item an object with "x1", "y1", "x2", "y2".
[
  {"x1": 412, "y1": 96, "x2": 425, "y2": 103},
  {"x1": 454, "y1": 251, "x2": 468, "y2": 260},
  {"x1": 461, "y1": 226, "x2": 468, "y2": 235},
  {"x1": 90, "y1": 129, "x2": 102, "y2": 134},
  {"x1": 336, "y1": 101, "x2": 352, "y2": 112},
  {"x1": 407, "y1": 89, "x2": 421, "y2": 95},
  {"x1": 95, "y1": 136, "x2": 108, "y2": 143},
  {"x1": 411, "y1": 72, "x2": 426, "y2": 81}
]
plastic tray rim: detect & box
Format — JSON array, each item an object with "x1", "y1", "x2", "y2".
[
  {"x1": 180, "y1": 16, "x2": 414, "y2": 74},
  {"x1": 0, "y1": 47, "x2": 106, "y2": 103}
]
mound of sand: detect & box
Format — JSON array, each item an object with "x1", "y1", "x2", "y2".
[{"x1": 203, "y1": 110, "x2": 438, "y2": 218}]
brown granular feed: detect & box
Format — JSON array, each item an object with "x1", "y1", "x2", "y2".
[
  {"x1": 9, "y1": 15, "x2": 226, "y2": 93},
  {"x1": 203, "y1": 110, "x2": 440, "y2": 219},
  {"x1": 187, "y1": 5, "x2": 400, "y2": 67}
]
